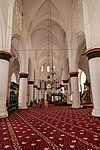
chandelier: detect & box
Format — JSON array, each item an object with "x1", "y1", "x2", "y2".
[{"x1": 47, "y1": 0, "x2": 56, "y2": 85}]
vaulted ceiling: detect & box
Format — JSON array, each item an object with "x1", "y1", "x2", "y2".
[{"x1": 11, "y1": 0, "x2": 89, "y2": 81}]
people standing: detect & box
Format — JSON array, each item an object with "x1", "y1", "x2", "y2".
[
  {"x1": 38, "y1": 99, "x2": 42, "y2": 108},
  {"x1": 44, "y1": 100, "x2": 48, "y2": 108}
]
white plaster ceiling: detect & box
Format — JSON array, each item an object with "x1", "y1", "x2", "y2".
[
  {"x1": 27, "y1": 0, "x2": 69, "y2": 73},
  {"x1": 11, "y1": 0, "x2": 89, "y2": 80}
]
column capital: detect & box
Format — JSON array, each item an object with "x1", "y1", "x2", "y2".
[
  {"x1": 34, "y1": 85, "x2": 37, "y2": 88},
  {"x1": 37, "y1": 87, "x2": 40, "y2": 90},
  {"x1": 60, "y1": 84, "x2": 64, "y2": 87},
  {"x1": 62, "y1": 79, "x2": 69, "y2": 83},
  {"x1": 69, "y1": 72, "x2": 79, "y2": 77},
  {"x1": 85, "y1": 48, "x2": 100, "y2": 60},
  {"x1": 19, "y1": 72, "x2": 29, "y2": 78},
  {"x1": 0, "y1": 50, "x2": 12, "y2": 61},
  {"x1": 28, "y1": 80, "x2": 34, "y2": 84}
]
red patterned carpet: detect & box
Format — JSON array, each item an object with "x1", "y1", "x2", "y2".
[{"x1": 0, "y1": 104, "x2": 100, "y2": 150}]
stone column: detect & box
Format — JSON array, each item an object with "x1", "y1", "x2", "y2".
[
  {"x1": 0, "y1": 50, "x2": 12, "y2": 118},
  {"x1": 28, "y1": 80, "x2": 34, "y2": 106},
  {"x1": 36, "y1": 86, "x2": 40, "y2": 103},
  {"x1": 86, "y1": 48, "x2": 100, "y2": 117},
  {"x1": 39, "y1": 88, "x2": 41, "y2": 100},
  {"x1": 69, "y1": 72, "x2": 80, "y2": 108},
  {"x1": 63, "y1": 79, "x2": 71, "y2": 104},
  {"x1": 56, "y1": 88, "x2": 59, "y2": 101},
  {"x1": 34, "y1": 85, "x2": 37, "y2": 100},
  {"x1": 18, "y1": 72, "x2": 29, "y2": 109},
  {"x1": 67, "y1": 83, "x2": 72, "y2": 104},
  {"x1": 60, "y1": 85, "x2": 64, "y2": 94},
  {"x1": 45, "y1": 90, "x2": 47, "y2": 100}
]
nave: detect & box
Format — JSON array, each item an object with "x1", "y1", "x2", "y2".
[{"x1": 0, "y1": 104, "x2": 100, "y2": 150}]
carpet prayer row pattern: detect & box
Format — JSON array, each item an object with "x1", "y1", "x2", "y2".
[{"x1": 0, "y1": 104, "x2": 100, "y2": 150}]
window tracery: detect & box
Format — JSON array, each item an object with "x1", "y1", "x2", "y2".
[{"x1": 14, "y1": 0, "x2": 23, "y2": 31}]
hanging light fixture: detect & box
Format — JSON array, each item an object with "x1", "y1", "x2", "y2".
[{"x1": 47, "y1": 0, "x2": 56, "y2": 87}]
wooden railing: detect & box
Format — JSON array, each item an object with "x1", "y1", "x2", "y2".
[
  {"x1": 81, "y1": 90, "x2": 91, "y2": 103},
  {"x1": 7, "y1": 103, "x2": 18, "y2": 114}
]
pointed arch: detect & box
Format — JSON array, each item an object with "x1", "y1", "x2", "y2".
[{"x1": 11, "y1": 34, "x2": 28, "y2": 71}]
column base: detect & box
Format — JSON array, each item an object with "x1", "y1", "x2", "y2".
[
  {"x1": 92, "y1": 109, "x2": 100, "y2": 117},
  {"x1": 18, "y1": 103, "x2": 28, "y2": 109},
  {"x1": 27, "y1": 103, "x2": 30, "y2": 107},
  {"x1": 18, "y1": 106, "x2": 28, "y2": 109},
  {"x1": 0, "y1": 110, "x2": 8, "y2": 118},
  {"x1": 67, "y1": 101, "x2": 72, "y2": 104},
  {"x1": 72, "y1": 105, "x2": 80, "y2": 108}
]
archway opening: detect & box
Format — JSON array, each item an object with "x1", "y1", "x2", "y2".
[
  {"x1": 11, "y1": 73, "x2": 17, "y2": 83},
  {"x1": 78, "y1": 69, "x2": 86, "y2": 94}
]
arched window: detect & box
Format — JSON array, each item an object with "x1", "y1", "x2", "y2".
[
  {"x1": 78, "y1": 69, "x2": 86, "y2": 94},
  {"x1": 47, "y1": 66, "x2": 50, "y2": 72},
  {"x1": 15, "y1": 0, "x2": 19, "y2": 23},
  {"x1": 41, "y1": 66, "x2": 44, "y2": 72},
  {"x1": 11, "y1": 73, "x2": 17, "y2": 83},
  {"x1": 15, "y1": 0, "x2": 23, "y2": 31},
  {"x1": 53, "y1": 66, "x2": 55, "y2": 71}
]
